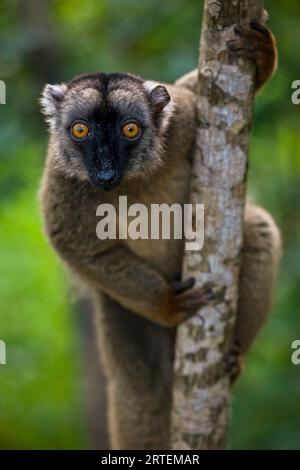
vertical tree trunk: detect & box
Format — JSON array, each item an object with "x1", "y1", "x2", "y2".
[{"x1": 171, "y1": 0, "x2": 264, "y2": 450}]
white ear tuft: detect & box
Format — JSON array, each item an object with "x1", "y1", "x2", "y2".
[
  {"x1": 143, "y1": 80, "x2": 159, "y2": 94},
  {"x1": 40, "y1": 83, "x2": 67, "y2": 121}
]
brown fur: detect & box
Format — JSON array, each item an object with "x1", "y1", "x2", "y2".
[{"x1": 39, "y1": 21, "x2": 281, "y2": 449}]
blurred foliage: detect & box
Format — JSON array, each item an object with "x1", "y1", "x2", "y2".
[{"x1": 0, "y1": 0, "x2": 299, "y2": 449}]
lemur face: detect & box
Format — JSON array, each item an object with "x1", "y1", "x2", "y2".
[{"x1": 41, "y1": 72, "x2": 173, "y2": 190}]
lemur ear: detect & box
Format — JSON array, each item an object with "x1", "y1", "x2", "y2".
[
  {"x1": 143, "y1": 81, "x2": 171, "y2": 113},
  {"x1": 40, "y1": 83, "x2": 67, "y2": 118},
  {"x1": 150, "y1": 85, "x2": 171, "y2": 112}
]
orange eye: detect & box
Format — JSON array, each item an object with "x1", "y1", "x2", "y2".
[
  {"x1": 71, "y1": 121, "x2": 90, "y2": 140},
  {"x1": 122, "y1": 121, "x2": 141, "y2": 140}
]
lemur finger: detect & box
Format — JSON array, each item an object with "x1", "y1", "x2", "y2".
[
  {"x1": 249, "y1": 18, "x2": 270, "y2": 37},
  {"x1": 227, "y1": 40, "x2": 244, "y2": 53},
  {"x1": 176, "y1": 285, "x2": 214, "y2": 311},
  {"x1": 224, "y1": 341, "x2": 244, "y2": 385},
  {"x1": 234, "y1": 20, "x2": 270, "y2": 40},
  {"x1": 231, "y1": 23, "x2": 270, "y2": 55},
  {"x1": 233, "y1": 25, "x2": 244, "y2": 36},
  {"x1": 227, "y1": 38, "x2": 256, "y2": 50},
  {"x1": 172, "y1": 276, "x2": 195, "y2": 294}
]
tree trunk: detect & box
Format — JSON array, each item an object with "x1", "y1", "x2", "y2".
[{"x1": 171, "y1": 0, "x2": 264, "y2": 450}]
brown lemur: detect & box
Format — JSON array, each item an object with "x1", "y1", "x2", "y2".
[{"x1": 39, "y1": 19, "x2": 281, "y2": 449}]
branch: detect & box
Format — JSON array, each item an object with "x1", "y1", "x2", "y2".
[{"x1": 171, "y1": 0, "x2": 264, "y2": 450}]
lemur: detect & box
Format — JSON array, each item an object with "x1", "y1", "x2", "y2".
[{"x1": 39, "y1": 19, "x2": 281, "y2": 449}]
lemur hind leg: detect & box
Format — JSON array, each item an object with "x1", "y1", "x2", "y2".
[
  {"x1": 94, "y1": 294, "x2": 176, "y2": 450},
  {"x1": 227, "y1": 204, "x2": 281, "y2": 383}
]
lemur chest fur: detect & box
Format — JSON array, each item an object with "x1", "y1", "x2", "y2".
[
  {"x1": 120, "y1": 157, "x2": 191, "y2": 279},
  {"x1": 83, "y1": 152, "x2": 192, "y2": 280}
]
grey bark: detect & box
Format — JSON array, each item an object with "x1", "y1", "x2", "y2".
[{"x1": 171, "y1": 0, "x2": 264, "y2": 450}]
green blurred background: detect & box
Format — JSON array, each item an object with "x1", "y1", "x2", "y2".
[{"x1": 0, "y1": 0, "x2": 299, "y2": 450}]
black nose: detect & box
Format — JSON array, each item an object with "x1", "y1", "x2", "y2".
[
  {"x1": 89, "y1": 168, "x2": 119, "y2": 190},
  {"x1": 99, "y1": 168, "x2": 116, "y2": 184}
]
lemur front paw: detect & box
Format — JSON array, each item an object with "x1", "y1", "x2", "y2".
[
  {"x1": 227, "y1": 18, "x2": 277, "y2": 91},
  {"x1": 224, "y1": 341, "x2": 244, "y2": 385},
  {"x1": 159, "y1": 277, "x2": 215, "y2": 328}
]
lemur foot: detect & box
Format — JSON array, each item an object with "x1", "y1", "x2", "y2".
[
  {"x1": 227, "y1": 18, "x2": 277, "y2": 90},
  {"x1": 224, "y1": 341, "x2": 244, "y2": 385}
]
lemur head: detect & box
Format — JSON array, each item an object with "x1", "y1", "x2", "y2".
[{"x1": 41, "y1": 72, "x2": 174, "y2": 190}]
